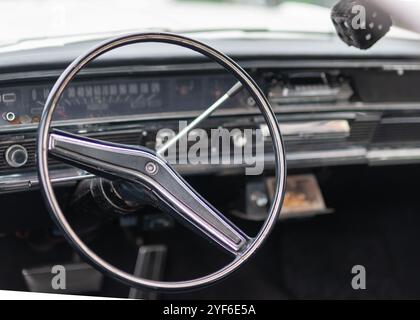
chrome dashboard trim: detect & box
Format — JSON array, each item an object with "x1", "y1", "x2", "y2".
[
  {"x1": 0, "y1": 102, "x2": 420, "y2": 134},
  {"x1": 0, "y1": 168, "x2": 94, "y2": 194},
  {"x1": 260, "y1": 120, "x2": 351, "y2": 140},
  {"x1": 367, "y1": 148, "x2": 420, "y2": 165}
]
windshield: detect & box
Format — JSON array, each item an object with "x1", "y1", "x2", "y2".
[{"x1": 0, "y1": 0, "x2": 416, "y2": 46}]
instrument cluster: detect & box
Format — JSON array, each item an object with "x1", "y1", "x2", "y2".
[{"x1": 0, "y1": 73, "x2": 250, "y2": 127}]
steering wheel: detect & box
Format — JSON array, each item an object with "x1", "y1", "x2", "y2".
[{"x1": 37, "y1": 33, "x2": 287, "y2": 292}]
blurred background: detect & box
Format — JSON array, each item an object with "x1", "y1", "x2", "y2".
[
  {"x1": 178, "y1": 0, "x2": 337, "y2": 7},
  {"x1": 188, "y1": 0, "x2": 336, "y2": 6},
  {"x1": 178, "y1": 0, "x2": 336, "y2": 6}
]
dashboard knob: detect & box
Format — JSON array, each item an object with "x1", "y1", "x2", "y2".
[
  {"x1": 3, "y1": 111, "x2": 16, "y2": 122},
  {"x1": 5, "y1": 144, "x2": 28, "y2": 168}
]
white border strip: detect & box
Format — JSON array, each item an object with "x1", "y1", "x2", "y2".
[{"x1": 0, "y1": 290, "x2": 122, "y2": 300}]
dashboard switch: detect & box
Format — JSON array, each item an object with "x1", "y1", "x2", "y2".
[{"x1": 5, "y1": 144, "x2": 28, "y2": 168}]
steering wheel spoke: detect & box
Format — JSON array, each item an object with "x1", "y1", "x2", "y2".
[{"x1": 49, "y1": 129, "x2": 250, "y2": 255}]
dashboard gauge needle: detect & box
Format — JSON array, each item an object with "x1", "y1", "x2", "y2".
[{"x1": 157, "y1": 81, "x2": 243, "y2": 155}]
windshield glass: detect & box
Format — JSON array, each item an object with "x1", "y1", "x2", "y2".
[{"x1": 0, "y1": 0, "x2": 416, "y2": 46}]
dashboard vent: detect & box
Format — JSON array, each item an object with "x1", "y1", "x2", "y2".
[
  {"x1": 0, "y1": 139, "x2": 37, "y2": 172},
  {"x1": 372, "y1": 121, "x2": 420, "y2": 145},
  {"x1": 348, "y1": 120, "x2": 378, "y2": 143}
]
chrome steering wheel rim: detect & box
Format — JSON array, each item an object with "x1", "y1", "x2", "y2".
[{"x1": 37, "y1": 32, "x2": 287, "y2": 291}]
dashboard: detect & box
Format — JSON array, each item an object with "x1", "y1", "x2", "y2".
[{"x1": 2, "y1": 35, "x2": 420, "y2": 194}]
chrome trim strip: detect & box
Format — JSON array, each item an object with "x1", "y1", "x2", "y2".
[
  {"x1": 367, "y1": 148, "x2": 420, "y2": 164},
  {"x1": 0, "y1": 168, "x2": 93, "y2": 193},
  {"x1": 260, "y1": 120, "x2": 350, "y2": 140},
  {"x1": 286, "y1": 148, "x2": 367, "y2": 162}
]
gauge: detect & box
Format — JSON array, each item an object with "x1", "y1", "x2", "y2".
[
  {"x1": 172, "y1": 78, "x2": 202, "y2": 110},
  {"x1": 175, "y1": 79, "x2": 195, "y2": 97},
  {"x1": 29, "y1": 87, "x2": 49, "y2": 118},
  {"x1": 207, "y1": 75, "x2": 242, "y2": 109},
  {"x1": 131, "y1": 80, "x2": 163, "y2": 110}
]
